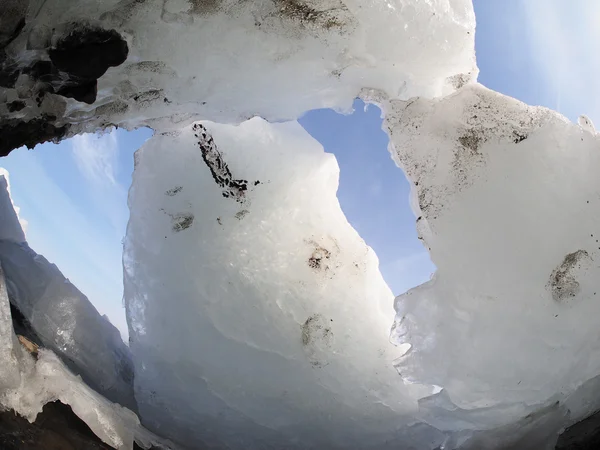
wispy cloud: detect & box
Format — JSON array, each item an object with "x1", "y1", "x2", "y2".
[
  {"x1": 71, "y1": 129, "x2": 119, "y2": 186},
  {"x1": 70, "y1": 130, "x2": 129, "y2": 241},
  {"x1": 1, "y1": 147, "x2": 129, "y2": 339}
]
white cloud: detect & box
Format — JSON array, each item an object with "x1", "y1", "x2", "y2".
[
  {"x1": 71, "y1": 130, "x2": 129, "y2": 241},
  {"x1": 68, "y1": 129, "x2": 132, "y2": 338},
  {"x1": 71, "y1": 129, "x2": 119, "y2": 186}
]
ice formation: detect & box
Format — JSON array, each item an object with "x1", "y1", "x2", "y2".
[
  {"x1": 0, "y1": 250, "x2": 137, "y2": 449},
  {"x1": 0, "y1": 172, "x2": 137, "y2": 412},
  {"x1": 383, "y1": 83, "x2": 600, "y2": 442},
  {"x1": 0, "y1": 0, "x2": 476, "y2": 151},
  {"x1": 2, "y1": 0, "x2": 600, "y2": 448},
  {"x1": 124, "y1": 119, "x2": 442, "y2": 448},
  {"x1": 388, "y1": 84, "x2": 600, "y2": 407},
  {"x1": 578, "y1": 114, "x2": 596, "y2": 134},
  {"x1": 0, "y1": 172, "x2": 174, "y2": 450}
]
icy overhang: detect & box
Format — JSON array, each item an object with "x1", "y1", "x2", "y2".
[{"x1": 0, "y1": 0, "x2": 476, "y2": 153}]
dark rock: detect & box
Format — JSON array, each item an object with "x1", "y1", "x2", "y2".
[
  {"x1": 0, "y1": 115, "x2": 69, "y2": 156},
  {"x1": 7, "y1": 100, "x2": 26, "y2": 112},
  {"x1": 0, "y1": 401, "x2": 114, "y2": 450},
  {"x1": 24, "y1": 60, "x2": 57, "y2": 82},
  {"x1": 26, "y1": 25, "x2": 130, "y2": 105},
  {"x1": 0, "y1": 0, "x2": 29, "y2": 50},
  {"x1": 0, "y1": 24, "x2": 128, "y2": 130},
  {"x1": 192, "y1": 123, "x2": 258, "y2": 203},
  {"x1": 56, "y1": 79, "x2": 98, "y2": 104},
  {"x1": 0, "y1": 53, "x2": 20, "y2": 88},
  {"x1": 556, "y1": 410, "x2": 600, "y2": 449},
  {"x1": 9, "y1": 302, "x2": 42, "y2": 348},
  {"x1": 49, "y1": 26, "x2": 128, "y2": 80}
]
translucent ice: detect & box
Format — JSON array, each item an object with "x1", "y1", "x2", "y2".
[
  {"x1": 124, "y1": 118, "x2": 436, "y2": 448},
  {"x1": 5, "y1": 0, "x2": 600, "y2": 447},
  {"x1": 0, "y1": 174, "x2": 173, "y2": 450},
  {"x1": 0, "y1": 172, "x2": 137, "y2": 411},
  {"x1": 1, "y1": 0, "x2": 476, "y2": 135},
  {"x1": 386, "y1": 83, "x2": 600, "y2": 435},
  {"x1": 123, "y1": 84, "x2": 600, "y2": 448}
]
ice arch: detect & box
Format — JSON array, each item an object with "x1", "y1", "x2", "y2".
[{"x1": 2, "y1": 0, "x2": 600, "y2": 449}]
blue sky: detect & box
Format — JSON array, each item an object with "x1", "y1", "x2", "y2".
[
  {"x1": 0, "y1": 128, "x2": 152, "y2": 337},
  {"x1": 473, "y1": 0, "x2": 600, "y2": 123},
  {"x1": 1, "y1": 1, "x2": 594, "y2": 340},
  {"x1": 299, "y1": 103, "x2": 436, "y2": 296}
]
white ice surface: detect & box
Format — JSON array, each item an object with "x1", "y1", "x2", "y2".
[
  {"x1": 124, "y1": 83, "x2": 600, "y2": 448},
  {"x1": 6, "y1": 0, "x2": 476, "y2": 132},
  {"x1": 124, "y1": 118, "x2": 442, "y2": 449},
  {"x1": 0, "y1": 344, "x2": 177, "y2": 450},
  {"x1": 2, "y1": 348, "x2": 140, "y2": 450},
  {"x1": 6, "y1": 0, "x2": 600, "y2": 448},
  {"x1": 385, "y1": 83, "x2": 600, "y2": 435},
  {"x1": 0, "y1": 244, "x2": 138, "y2": 412},
  {"x1": 0, "y1": 190, "x2": 173, "y2": 450},
  {"x1": 0, "y1": 258, "x2": 138, "y2": 449}
]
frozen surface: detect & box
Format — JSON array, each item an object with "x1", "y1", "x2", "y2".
[
  {"x1": 1, "y1": 0, "x2": 476, "y2": 137},
  {"x1": 124, "y1": 118, "x2": 441, "y2": 448},
  {"x1": 5, "y1": 0, "x2": 600, "y2": 448},
  {"x1": 0, "y1": 257, "x2": 137, "y2": 449},
  {"x1": 0, "y1": 178, "x2": 174, "y2": 450},
  {"x1": 125, "y1": 84, "x2": 600, "y2": 448},
  {"x1": 0, "y1": 287, "x2": 168, "y2": 450},
  {"x1": 0, "y1": 172, "x2": 137, "y2": 412},
  {"x1": 2, "y1": 348, "x2": 141, "y2": 450},
  {"x1": 385, "y1": 83, "x2": 600, "y2": 435}
]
